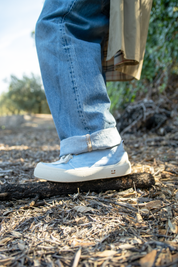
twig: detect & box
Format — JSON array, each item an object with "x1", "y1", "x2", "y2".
[
  {"x1": 121, "y1": 114, "x2": 143, "y2": 135},
  {"x1": 72, "y1": 248, "x2": 81, "y2": 267}
]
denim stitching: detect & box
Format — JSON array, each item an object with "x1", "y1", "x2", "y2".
[
  {"x1": 59, "y1": 0, "x2": 90, "y2": 133},
  {"x1": 61, "y1": 0, "x2": 77, "y2": 22}
]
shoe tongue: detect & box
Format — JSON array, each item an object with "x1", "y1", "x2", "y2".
[{"x1": 52, "y1": 154, "x2": 73, "y2": 165}]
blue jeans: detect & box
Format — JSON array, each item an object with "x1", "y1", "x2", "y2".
[{"x1": 35, "y1": 0, "x2": 121, "y2": 156}]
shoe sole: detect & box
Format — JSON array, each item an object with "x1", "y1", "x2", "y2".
[{"x1": 34, "y1": 153, "x2": 131, "y2": 183}]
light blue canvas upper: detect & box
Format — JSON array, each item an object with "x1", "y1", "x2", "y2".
[{"x1": 42, "y1": 143, "x2": 126, "y2": 170}]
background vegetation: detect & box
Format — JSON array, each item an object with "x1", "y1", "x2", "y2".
[
  {"x1": 0, "y1": 75, "x2": 50, "y2": 115},
  {"x1": 0, "y1": 0, "x2": 177, "y2": 116}
]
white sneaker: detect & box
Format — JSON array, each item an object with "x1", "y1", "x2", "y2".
[{"x1": 34, "y1": 143, "x2": 131, "y2": 182}]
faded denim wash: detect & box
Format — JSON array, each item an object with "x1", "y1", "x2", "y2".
[{"x1": 35, "y1": 0, "x2": 121, "y2": 156}]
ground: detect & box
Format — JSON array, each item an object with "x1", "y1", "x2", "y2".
[{"x1": 0, "y1": 115, "x2": 178, "y2": 267}]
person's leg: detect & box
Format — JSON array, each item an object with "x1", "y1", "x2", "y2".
[
  {"x1": 34, "y1": 0, "x2": 131, "y2": 182},
  {"x1": 35, "y1": 0, "x2": 117, "y2": 145}
]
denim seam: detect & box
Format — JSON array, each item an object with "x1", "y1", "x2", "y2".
[
  {"x1": 58, "y1": 0, "x2": 90, "y2": 133},
  {"x1": 61, "y1": 0, "x2": 77, "y2": 22}
]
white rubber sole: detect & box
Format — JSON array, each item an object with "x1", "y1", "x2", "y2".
[{"x1": 34, "y1": 153, "x2": 131, "y2": 183}]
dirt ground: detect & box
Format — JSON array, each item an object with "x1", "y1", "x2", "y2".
[{"x1": 0, "y1": 115, "x2": 178, "y2": 267}]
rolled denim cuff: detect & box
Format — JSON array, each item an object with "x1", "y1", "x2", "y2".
[{"x1": 60, "y1": 127, "x2": 121, "y2": 156}]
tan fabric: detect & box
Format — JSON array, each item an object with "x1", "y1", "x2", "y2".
[{"x1": 103, "y1": 0, "x2": 152, "y2": 81}]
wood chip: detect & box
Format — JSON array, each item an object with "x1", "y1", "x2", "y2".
[
  {"x1": 1, "y1": 121, "x2": 178, "y2": 266},
  {"x1": 139, "y1": 250, "x2": 157, "y2": 267}
]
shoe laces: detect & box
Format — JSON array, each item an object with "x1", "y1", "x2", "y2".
[{"x1": 52, "y1": 154, "x2": 73, "y2": 165}]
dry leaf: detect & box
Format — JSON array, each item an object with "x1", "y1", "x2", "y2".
[
  {"x1": 162, "y1": 188, "x2": 173, "y2": 197},
  {"x1": 69, "y1": 239, "x2": 95, "y2": 247},
  {"x1": 172, "y1": 235, "x2": 178, "y2": 242},
  {"x1": 3, "y1": 209, "x2": 14, "y2": 216},
  {"x1": 168, "y1": 219, "x2": 178, "y2": 234},
  {"x1": 145, "y1": 200, "x2": 162, "y2": 210},
  {"x1": 119, "y1": 244, "x2": 135, "y2": 250},
  {"x1": 18, "y1": 242, "x2": 25, "y2": 250},
  {"x1": 74, "y1": 206, "x2": 93, "y2": 213},
  {"x1": 159, "y1": 193, "x2": 166, "y2": 199},
  {"x1": 95, "y1": 250, "x2": 116, "y2": 258},
  {"x1": 172, "y1": 253, "x2": 178, "y2": 261},
  {"x1": 166, "y1": 241, "x2": 178, "y2": 249},
  {"x1": 0, "y1": 237, "x2": 13, "y2": 245},
  {"x1": 11, "y1": 231, "x2": 22, "y2": 238},
  {"x1": 132, "y1": 237, "x2": 143, "y2": 245},
  {"x1": 156, "y1": 247, "x2": 172, "y2": 266},
  {"x1": 136, "y1": 213, "x2": 143, "y2": 223},
  {"x1": 72, "y1": 248, "x2": 81, "y2": 267},
  {"x1": 158, "y1": 229, "x2": 167, "y2": 235},
  {"x1": 140, "y1": 208, "x2": 150, "y2": 215},
  {"x1": 117, "y1": 188, "x2": 134, "y2": 196},
  {"x1": 139, "y1": 250, "x2": 157, "y2": 267},
  {"x1": 34, "y1": 259, "x2": 41, "y2": 267}
]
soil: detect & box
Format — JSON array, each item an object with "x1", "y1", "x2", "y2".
[{"x1": 0, "y1": 115, "x2": 178, "y2": 267}]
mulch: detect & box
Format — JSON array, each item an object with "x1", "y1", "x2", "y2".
[{"x1": 0, "y1": 119, "x2": 178, "y2": 266}]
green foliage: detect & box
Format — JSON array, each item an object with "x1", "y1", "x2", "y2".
[
  {"x1": 0, "y1": 74, "x2": 50, "y2": 115},
  {"x1": 107, "y1": 0, "x2": 178, "y2": 112},
  {"x1": 143, "y1": 0, "x2": 178, "y2": 82}
]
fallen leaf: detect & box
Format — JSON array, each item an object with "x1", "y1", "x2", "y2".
[
  {"x1": 3, "y1": 209, "x2": 14, "y2": 216},
  {"x1": 139, "y1": 250, "x2": 157, "y2": 267},
  {"x1": 145, "y1": 200, "x2": 162, "y2": 210},
  {"x1": 11, "y1": 231, "x2": 22, "y2": 238},
  {"x1": 69, "y1": 239, "x2": 95, "y2": 247},
  {"x1": 172, "y1": 235, "x2": 178, "y2": 242},
  {"x1": 172, "y1": 253, "x2": 178, "y2": 261},
  {"x1": 168, "y1": 219, "x2": 178, "y2": 234},
  {"x1": 95, "y1": 250, "x2": 116, "y2": 258},
  {"x1": 136, "y1": 213, "x2": 143, "y2": 223},
  {"x1": 74, "y1": 206, "x2": 93, "y2": 213},
  {"x1": 117, "y1": 188, "x2": 134, "y2": 196},
  {"x1": 158, "y1": 229, "x2": 167, "y2": 235},
  {"x1": 119, "y1": 244, "x2": 135, "y2": 250},
  {"x1": 159, "y1": 193, "x2": 166, "y2": 199},
  {"x1": 140, "y1": 208, "x2": 150, "y2": 215},
  {"x1": 0, "y1": 237, "x2": 13, "y2": 245},
  {"x1": 162, "y1": 188, "x2": 173, "y2": 197},
  {"x1": 156, "y1": 247, "x2": 172, "y2": 266},
  {"x1": 34, "y1": 259, "x2": 41, "y2": 267},
  {"x1": 18, "y1": 242, "x2": 25, "y2": 250},
  {"x1": 72, "y1": 248, "x2": 81, "y2": 267},
  {"x1": 166, "y1": 241, "x2": 178, "y2": 249},
  {"x1": 132, "y1": 237, "x2": 143, "y2": 245}
]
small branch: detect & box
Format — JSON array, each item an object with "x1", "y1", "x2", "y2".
[{"x1": 0, "y1": 172, "x2": 155, "y2": 200}]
